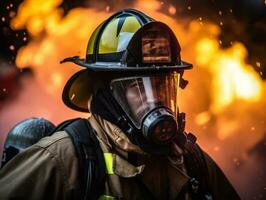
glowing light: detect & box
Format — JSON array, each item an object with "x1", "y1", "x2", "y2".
[
  {"x1": 9, "y1": 45, "x2": 15, "y2": 51},
  {"x1": 195, "y1": 111, "x2": 211, "y2": 125},
  {"x1": 9, "y1": 0, "x2": 266, "y2": 143},
  {"x1": 10, "y1": 0, "x2": 63, "y2": 36},
  {"x1": 134, "y1": 0, "x2": 161, "y2": 11},
  {"x1": 105, "y1": 6, "x2": 110, "y2": 12},
  {"x1": 196, "y1": 39, "x2": 263, "y2": 114},
  {"x1": 51, "y1": 73, "x2": 63, "y2": 88},
  {"x1": 168, "y1": 5, "x2": 176, "y2": 15}
]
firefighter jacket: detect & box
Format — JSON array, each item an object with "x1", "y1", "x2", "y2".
[{"x1": 0, "y1": 114, "x2": 241, "y2": 200}]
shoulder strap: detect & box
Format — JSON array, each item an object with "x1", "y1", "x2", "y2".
[
  {"x1": 57, "y1": 118, "x2": 106, "y2": 200},
  {"x1": 176, "y1": 113, "x2": 213, "y2": 199},
  {"x1": 49, "y1": 118, "x2": 81, "y2": 136},
  {"x1": 177, "y1": 132, "x2": 214, "y2": 200}
]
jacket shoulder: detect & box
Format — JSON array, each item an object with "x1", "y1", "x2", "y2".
[
  {"x1": 35, "y1": 131, "x2": 71, "y2": 148},
  {"x1": 0, "y1": 131, "x2": 81, "y2": 200},
  {"x1": 34, "y1": 131, "x2": 79, "y2": 179}
]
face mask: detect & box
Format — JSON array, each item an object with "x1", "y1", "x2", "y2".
[{"x1": 110, "y1": 72, "x2": 180, "y2": 145}]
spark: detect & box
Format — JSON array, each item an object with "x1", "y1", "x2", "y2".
[
  {"x1": 214, "y1": 146, "x2": 220, "y2": 151},
  {"x1": 256, "y1": 62, "x2": 261, "y2": 67},
  {"x1": 105, "y1": 6, "x2": 110, "y2": 12},
  {"x1": 168, "y1": 5, "x2": 176, "y2": 15},
  {"x1": 9, "y1": 45, "x2": 15, "y2": 51},
  {"x1": 9, "y1": 11, "x2": 16, "y2": 18}
]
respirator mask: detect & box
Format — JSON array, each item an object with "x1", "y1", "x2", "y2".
[{"x1": 110, "y1": 72, "x2": 180, "y2": 146}]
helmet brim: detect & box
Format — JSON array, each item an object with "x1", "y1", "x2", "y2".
[
  {"x1": 62, "y1": 69, "x2": 94, "y2": 112},
  {"x1": 63, "y1": 57, "x2": 193, "y2": 73},
  {"x1": 62, "y1": 61, "x2": 192, "y2": 112}
]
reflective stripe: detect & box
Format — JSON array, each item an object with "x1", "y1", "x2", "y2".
[
  {"x1": 98, "y1": 194, "x2": 115, "y2": 200},
  {"x1": 104, "y1": 153, "x2": 114, "y2": 174}
]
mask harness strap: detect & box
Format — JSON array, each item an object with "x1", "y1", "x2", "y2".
[
  {"x1": 175, "y1": 112, "x2": 213, "y2": 200},
  {"x1": 90, "y1": 88, "x2": 173, "y2": 155}
]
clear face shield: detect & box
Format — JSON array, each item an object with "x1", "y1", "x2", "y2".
[{"x1": 110, "y1": 72, "x2": 180, "y2": 144}]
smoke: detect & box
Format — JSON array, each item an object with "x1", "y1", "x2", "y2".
[{"x1": 0, "y1": 72, "x2": 86, "y2": 158}]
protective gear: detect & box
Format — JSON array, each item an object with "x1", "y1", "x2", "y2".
[
  {"x1": 61, "y1": 9, "x2": 192, "y2": 112},
  {"x1": 0, "y1": 9, "x2": 241, "y2": 200},
  {"x1": 1, "y1": 117, "x2": 55, "y2": 168},
  {"x1": 0, "y1": 114, "x2": 241, "y2": 200},
  {"x1": 61, "y1": 9, "x2": 192, "y2": 151},
  {"x1": 110, "y1": 72, "x2": 180, "y2": 144}
]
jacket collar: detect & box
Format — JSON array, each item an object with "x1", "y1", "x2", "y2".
[{"x1": 88, "y1": 114, "x2": 190, "y2": 198}]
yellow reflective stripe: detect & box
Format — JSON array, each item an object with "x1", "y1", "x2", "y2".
[
  {"x1": 98, "y1": 194, "x2": 115, "y2": 200},
  {"x1": 103, "y1": 153, "x2": 114, "y2": 174}
]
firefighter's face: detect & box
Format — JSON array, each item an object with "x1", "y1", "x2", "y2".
[{"x1": 125, "y1": 80, "x2": 148, "y2": 119}]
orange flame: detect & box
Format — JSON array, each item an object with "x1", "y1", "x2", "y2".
[
  {"x1": 11, "y1": 0, "x2": 266, "y2": 141},
  {"x1": 7, "y1": 0, "x2": 266, "y2": 168},
  {"x1": 196, "y1": 38, "x2": 263, "y2": 114}
]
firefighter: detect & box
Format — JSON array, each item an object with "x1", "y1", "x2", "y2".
[{"x1": 0, "y1": 9, "x2": 240, "y2": 200}]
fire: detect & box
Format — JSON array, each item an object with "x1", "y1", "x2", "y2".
[
  {"x1": 2, "y1": 0, "x2": 266, "y2": 197},
  {"x1": 9, "y1": 0, "x2": 266, "y2": 140},
  {"x1": 10, "y1": 0, "x2": 63, "y2": 37},
  {"x1": 12, "y1": 4, "x2": 109, "y2": 95},
  {"x1": 196, "y1": 38, "x2": 263, "y2": 113}
]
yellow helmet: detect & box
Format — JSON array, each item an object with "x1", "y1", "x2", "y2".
[{"x1": 62, "y1": 9, "x2": 192, "y2": 112}]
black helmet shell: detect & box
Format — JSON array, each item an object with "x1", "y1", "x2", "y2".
[
  {"x1": 4, "y1": 117, "x2": 55, "y2": 149},
  {"x1": 61, "y1": 9, "x2": 192, "y2": 112}
]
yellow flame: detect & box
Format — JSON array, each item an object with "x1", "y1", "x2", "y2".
[
  {"x1": 11, "y1": 0, "x2": 63, "y2": 37},
  {"x1": 195, "y1": 111, "x2": 212, "y2": 126},
  {"x1": 13, "y1": 4, "x2": 109, "y2": 95},
  {"x1": 196, "y1": 37, "x2": 263, "y2": 113}
]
